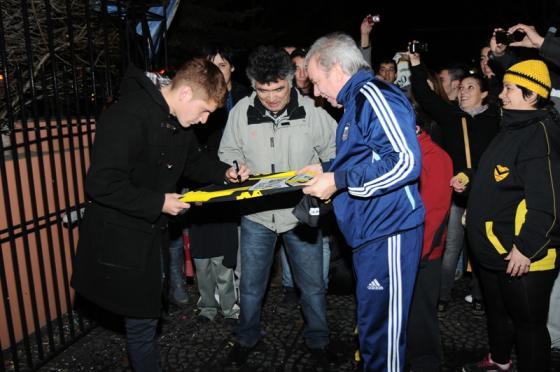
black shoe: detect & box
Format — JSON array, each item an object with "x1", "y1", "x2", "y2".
[
  {"x1": 196, "y1": 314, "x2": 212, "y2": 324},
  {"x1": 309, "y1": 344, "x2": 340, "y2": 367},
  {"x1": 472, "y1": 300, "x2": 485, "y2": 317},
  {"x1": 224, "y1": 341, "x2": 253, "y2": 367},
  {"x1": 223, "y1": 317, "x2": 239, "y2": 327}
]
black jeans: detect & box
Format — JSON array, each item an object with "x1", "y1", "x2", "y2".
[
  {"x1": 407, "y1": 259, "x2": 443, "y2": 371},
  {"x1": 478, "y1": 267, "x2": 558, "y2": 371},
  {"x1": 125, "y1": 317, "x2": 160, "y2": 372}
]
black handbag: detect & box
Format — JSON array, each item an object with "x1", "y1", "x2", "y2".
[{"x1": 292, "y1": 194, "x2": 333, "y2": 227}]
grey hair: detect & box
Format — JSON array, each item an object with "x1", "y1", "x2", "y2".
[{"x1": 306, "y1": 33, "x2": 370, "y2": 76}]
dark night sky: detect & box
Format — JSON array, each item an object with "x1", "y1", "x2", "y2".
[{"x1": 167, "y1": 0, "x2": 560, "y2": 71}]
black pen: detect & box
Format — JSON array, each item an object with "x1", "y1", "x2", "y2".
[{"x1": 233, "y1": 160, "x2": 242, "y2": 183}]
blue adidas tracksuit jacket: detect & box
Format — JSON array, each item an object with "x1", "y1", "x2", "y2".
[
  {"x1": 324, "y1": 69, "x2": 425, "y2": 371},
  {"x1": 326, "y1": 69, "x2": 425, "y2": 249}
]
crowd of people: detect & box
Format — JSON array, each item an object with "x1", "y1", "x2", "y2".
[{"x1": 69, "y1": 14, "x2": 560, "y2": 372}]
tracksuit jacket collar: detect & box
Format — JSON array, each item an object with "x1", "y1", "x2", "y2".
[{"x1": 336, "y1": 69, "x2": 374, "y2": 107}]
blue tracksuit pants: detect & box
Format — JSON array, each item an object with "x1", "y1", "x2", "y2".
[{"x1": 353, "y1": 226, "x2": 422, "y2": 372}]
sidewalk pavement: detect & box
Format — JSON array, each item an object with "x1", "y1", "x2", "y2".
[{"x1": 41, "y1": 276, "x2": 560, "y2": 371}]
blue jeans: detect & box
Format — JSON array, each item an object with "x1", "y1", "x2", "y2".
[
  {"x1": 439, "y1": 201, "x2": 465, "y2": 302},
  {"x1": 125, "y1": 317, "x2": 160, "y2": 372},
  {"x1": 281, "y1": 235, "x2": 331, "y2": 288},
  {"x1": 237, "y1": 217, "x2": 329, "y2": 349},
  {"x1": 168, "y1": 229, "x2": 187, "y2": 288}
]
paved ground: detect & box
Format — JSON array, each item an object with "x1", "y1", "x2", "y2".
[{"x1": 40, "y1": 276, "x2": 560, "y2": 372}]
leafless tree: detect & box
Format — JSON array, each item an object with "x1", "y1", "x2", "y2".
[{"x1": 1, "y1": 0, "x2": 122, "y2": 131}]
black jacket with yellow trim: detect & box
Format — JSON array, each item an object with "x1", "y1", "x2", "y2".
[{"x1": 466, "y1": 107, "x2": 560, "y2": 272}]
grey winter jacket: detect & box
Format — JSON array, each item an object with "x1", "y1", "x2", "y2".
[{"x1": 219, "y1": 88, "x2": 337, "y2": 233}]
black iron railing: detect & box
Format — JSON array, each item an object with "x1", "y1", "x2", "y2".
[{"x1": 0, "y1": 1, "x2": 169, "y2": 370}]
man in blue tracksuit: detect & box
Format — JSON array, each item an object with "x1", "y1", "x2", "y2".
[{"x1": 303, "y1": 33, "x2": 425, "y2": 371}]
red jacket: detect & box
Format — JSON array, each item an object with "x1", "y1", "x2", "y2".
[{"x1": 418, "y1": 132, "x2": 453, "y2": 260}]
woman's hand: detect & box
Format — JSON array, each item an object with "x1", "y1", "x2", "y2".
[
  {"x1": 450, "y1": 173, "x2": 469, "y2": 193},
  {"x1": 507, "y1": 24, "x2": 544, "y2": 49},
  {"x1": 505, "y1": 245, "x2": 531, "y2": 277}
]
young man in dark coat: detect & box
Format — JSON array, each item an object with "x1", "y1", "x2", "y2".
[{"x1": 71, "y1": 59, "x2": 249, "y2": 372}]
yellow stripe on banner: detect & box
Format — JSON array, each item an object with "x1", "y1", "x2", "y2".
[
  {"x1": 180, "y1": 186, "x2": 251, "y2": 203},
  {"x1": 235, "y1": 190, "x2": 263, "y2": 200},
  {"x1": 529, "y1": 249, "x2": 557, "y2": 271},
  {"x1": 485, "y1": 221, "x2": 508, "y2": 254},
  {"x1": 248, "y1": 171, "x2": 298, "y2": 180},
  {"x1": 180, "y1": 170, "x2": 317, "y2": 203}
]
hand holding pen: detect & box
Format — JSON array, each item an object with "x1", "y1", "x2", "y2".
[
  {"x1": 233, "y1": 160, "x2": 242, "y2": 182},
  {"x1": 225, "y1": 160, "x2": 250, "y2": 183}
]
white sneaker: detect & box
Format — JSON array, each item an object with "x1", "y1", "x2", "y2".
[{"x1": 464, "y1": 294, "x2": 473, "y2": 303}]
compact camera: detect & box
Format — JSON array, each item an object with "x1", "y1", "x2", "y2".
[
  {"x1": 495, "y1": 30, "x2": 526, "y2": 45},
  {"x1": 367, "y1": 14, "x2": 381, "y2": 24},
  {"x1": 408, "y1": 41, "x2": 428, "y2": 54}
]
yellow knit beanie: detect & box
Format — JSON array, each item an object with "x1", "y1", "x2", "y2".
[{"x1": 503, "y1": 59, "x2": 551, "y2": 99}]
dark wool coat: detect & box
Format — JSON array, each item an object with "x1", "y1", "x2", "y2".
[{"x1": 71, "y1": 66, "x2": 229, "y2": 318}]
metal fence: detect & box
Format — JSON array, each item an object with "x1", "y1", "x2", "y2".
[{"x1": 0, "y1": 1, "x2": 168, "y2": 371}]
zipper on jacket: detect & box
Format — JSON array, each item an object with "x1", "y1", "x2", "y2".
[{"x1": 270, "y1": 136, "x2": 275, "y2": 174}]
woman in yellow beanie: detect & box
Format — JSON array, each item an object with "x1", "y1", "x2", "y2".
[{"x1": 456, "y1": 59, "x2": 560, "y2": 372}]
